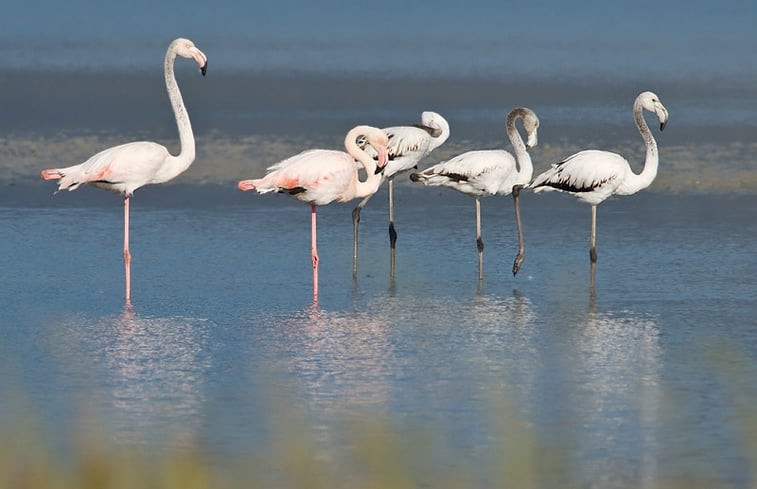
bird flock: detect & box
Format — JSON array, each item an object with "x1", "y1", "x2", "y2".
[{"x1": 39, "y1": 38, "x2": 669, "y2": 304}]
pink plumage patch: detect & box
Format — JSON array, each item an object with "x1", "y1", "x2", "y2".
[{"x1": 276, "y1": 174, "x2": 303, "y2": 190}]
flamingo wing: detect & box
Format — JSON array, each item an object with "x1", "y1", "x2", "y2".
[
  {"x1": 416, "y1": 150, "x2": 515, "y2": 196},
  {"x1": 384, "y1": 126, "x2": 432, "y2": 159},
  {"x1": 52, "y1": 141, "x2": 169, "y2": 194},
  {"x1": 253, "y1": 149, "x2": 356, "y2": 203},
  {"x1": 359, "y1": 125, "x2": 432, "y2": 177},
  {"x1": 531, "y1": 150, "x2": 629, "y2": 194}
]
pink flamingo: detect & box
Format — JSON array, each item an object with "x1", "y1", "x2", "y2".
[
  {"x1": 40, "y1": 38, "x2": 208, "y2": 305},
  {"x1": 238, "y1": 125, "x2": 389, "y2": 297}
]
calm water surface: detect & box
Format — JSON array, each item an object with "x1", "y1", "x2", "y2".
[
  {"x1": 1, "y1": 184, "x2": 756, "y2": 486},
  {"x1": 2, "y1": 4, "x2": 757, "y2": 483}
]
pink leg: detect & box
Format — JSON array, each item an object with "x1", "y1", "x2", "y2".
[
  {"x1": 124, "y1": 196, "x2": 132, "y2": 305},
  {"x1": 311, "y1": 204, "x2": 319, "y2": 297}
]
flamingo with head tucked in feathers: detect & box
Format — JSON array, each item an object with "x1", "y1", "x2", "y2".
[
  {"x1": 39, "y1": 38, "x2": 208, "y2": 305},
  {"x1": 410, "y1": 108, "x2": 539, "y2": 279},
  {"x1": 352, "y1": 111, "x2": 449, "y2": 277},
  {"x1": 238, "y1": 125, "x2": 389, "y2": 298}
]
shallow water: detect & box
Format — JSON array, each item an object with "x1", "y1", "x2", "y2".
[
  {"x1": 2, "y1": 7, "x2": 757, "y2": 482},
  {"x1": 2, "y1": 183, "x2": 756, "y2": 486}
]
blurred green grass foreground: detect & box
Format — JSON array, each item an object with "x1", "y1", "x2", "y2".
[
  {"x1": 2, "y1": 400, "x2": 757, "y2": 489},
  {"x1": 1, "y1": 346, "x2": 757, "y2": 489}
]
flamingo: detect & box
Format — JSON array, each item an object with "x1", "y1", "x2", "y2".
[
  {"x1": 530, "y1": 91, "x2": 668, "y2": 287},
  {"x1": 352, "y1": 111, "x2": 450, "y2": 277},
  {"x1": 40, "y1": 38, "x2": 208, "y2": 305},
  {"x1": 238, "y1": 125, "x2": 389, "y2": 298},
  {"x1": 410, "y1": 108, "x2": 539, "y2": 279}
]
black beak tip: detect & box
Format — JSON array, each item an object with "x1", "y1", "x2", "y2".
[
  {"x1": 374, "y1": 166, "x2": 384, "y2": 175},
  {"x1": 201, "y1": 63, "x2": 208, "y2": 76},
  {"x1": 660, "y1": 121, "x2": 667, "y2": 131}
]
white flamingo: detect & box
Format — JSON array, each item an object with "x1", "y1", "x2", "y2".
[
  {"x1": 352, "y1": 111, "x2": 450, "y2": 276},
  {"x1": 238, "y1": 125, "x2": 389, "y2": 298},
  {"x1": 40, "y1": 38, "x2": 208, "y2": 305},
  {"x1": 410, "y1": 108, "x2": 539, "y2": 278},
  {"x1": 530, "y1": 91, "x2": 668, "y2": 270}
]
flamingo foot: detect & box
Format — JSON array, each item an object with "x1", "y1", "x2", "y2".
[{"x1": 512, "y1": 252, "x2": 525, "y2": 276}]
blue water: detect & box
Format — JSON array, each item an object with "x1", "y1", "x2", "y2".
[
  {"x1": 2, "y1": 0, "x2": 755, "y2": 81},
  {"x1": 2, "y1": 1, "x2": 757, "y2": 485},
  {"x1": 2, "y1": 183, "x2": 757, "y2": 486}
]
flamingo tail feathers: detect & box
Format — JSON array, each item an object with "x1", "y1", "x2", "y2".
[{"x1": 40, "y1": 169, "x2": 64, "y2": 180}]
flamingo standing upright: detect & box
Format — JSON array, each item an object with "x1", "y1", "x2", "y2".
[
  {"x1": 410, "y1": 108, "x2": 539, "y2": 279},
  {"x1": 40, "y1": 38, "x2": 208, "y2": 305},
  {"x1": 530, "y1": 91, "x2": 668, "y2": 288},
  {"x1": 238, "y1": 125, "x2": 389, "y2": 298},
  {"x1": 352, "y1": 111, "x2": 449, "y2": 277}
]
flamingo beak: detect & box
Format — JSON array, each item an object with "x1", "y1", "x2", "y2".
[
  {"x1": 375, "y1": 145, "x2": 388, "y2": 175},
  {"x1": 656, "y1": 104, "x2": 668, "y2": 131},
  {"x1": 526, "y1": 131, "x2": 538, "y2": 149},
  {"x1": 190, "y1": 47, "x2": 208, "y2": 76}
]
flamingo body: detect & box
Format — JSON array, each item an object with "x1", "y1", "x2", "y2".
[
  {"x1": 243, "y1": 149, "x2": 372, "y2": 205},
  {"x1": 41, "y1": 141, "x2": 174, "y2": 196},
  {"x1": 531, "y1": 150, "x2": 643, "y2": 206},
  {"x1": 411, "y1": 149, "x2": 527, "y2": 196},
  {"x1": 380, "y1": 114, "x2": 450, "y2": 177}
]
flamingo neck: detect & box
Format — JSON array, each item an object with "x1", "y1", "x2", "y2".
[
  {"x1": 344, "y1": 126, "x2": 383, "y2": 199},
  {"x1": 163, "y1": 43, "x2": 196, "y2": 178},
  {"x1": 622, "y1": 98, "x2": 659, "y2": 194},
  {"x1": 506, "y1": 109, "x2": 533, "y2": 183},
  {"x1": 427, "y1": 119, "x2": 450, "y2": 153}
]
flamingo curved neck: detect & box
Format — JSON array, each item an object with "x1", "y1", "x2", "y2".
[
  {"x1": 622, "y1": 99, "x2": 659, "y2": 194},
  {"x1": 428, "y1": 121, "x2": 450, "y2": 152},
  {"x1": 344, "y1": 127, "x2": 383, "y2": 199},
  {"x1": 506, "y1": 110, "x2": 533, "y2": 182},
  {"x1": 161, "y1": 44, "x2": 196, "y2": 181}
]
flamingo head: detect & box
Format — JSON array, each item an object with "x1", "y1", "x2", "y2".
[
  {"x1": 421, "y1": 111, "x2": 450, "y2": 145},
  {"x1": 638, "y1": 91, "x2": 668, "y2": 131},
  {"x1": 173, "y1": 38, "x2": 208, "y2": 76},
  {"x1": 523, "y1": 109, "x2": 540, "y2": 149},
  {"x1": 507, "y1": 107, "x2": 540, "y2": 149},
  {"x1": 354, "y1": 127, "x2": 389, "y2": 174},
  {"x1": 366, "y1": 129, "x2": 389, "y2": 174},
  {"x1": 375, "y1": 144, "x2": 388, "y2": 174}
]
